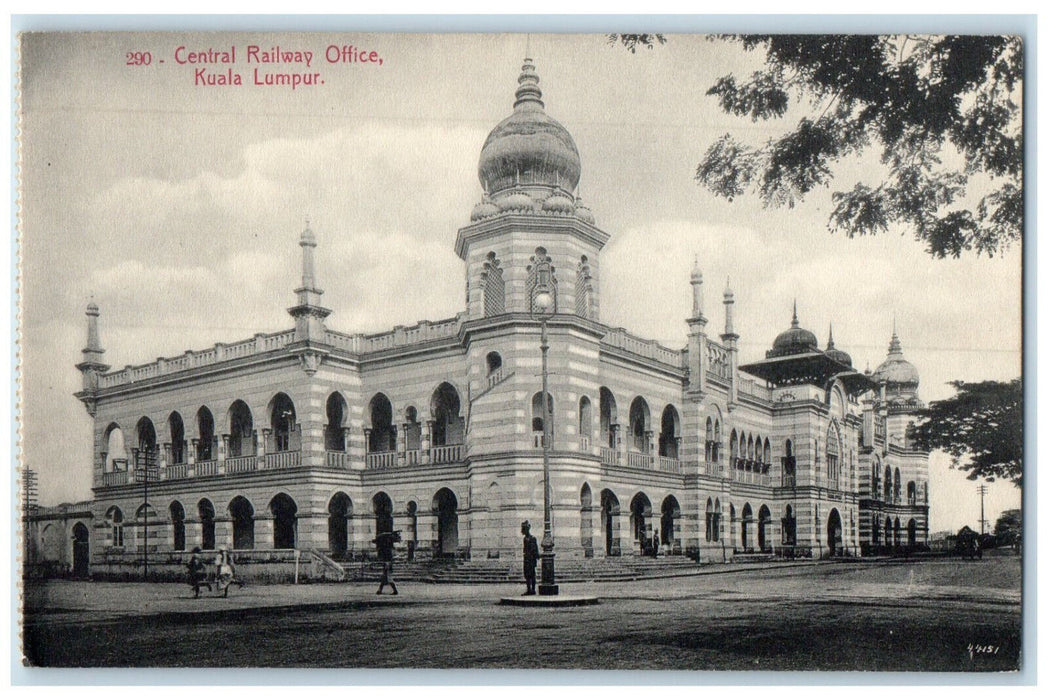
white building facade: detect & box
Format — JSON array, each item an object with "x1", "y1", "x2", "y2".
[{"x1": 32, "y1": 59, "x2": 930, "y2": 578}]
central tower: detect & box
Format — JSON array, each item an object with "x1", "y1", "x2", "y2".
[{"x1": 455, "y1": 58, "x2": 609, "y2": 322}]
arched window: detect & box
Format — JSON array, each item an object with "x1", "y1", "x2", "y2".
[
  {"x1": 629, "y1": 397, "x2": 650, "y2": 453},
  {"x1": 826, "y1": 423, "x2": 841, "y2": 488},
  {"x1": 713, "y1": 498, "x2": 721, "y2": 542},
  {"x1": 269, "y1": 393, "x2": 297, "y2": 452},
  {"x1": 714, "y1": 421, "x2": 722, "y2": 462},
  {"x1": 136, "y1": 417, "x2": 157, "y2": 454},
  {"x1": 196, "y1": 406, "x2": 215, "y2": 461},
  {"x1": 526, "y1": 247, "x2": 557, "y2": 313},
  {"x1": 168, "y1": 412, "x2": 185, "y2": 465},
  {"x1": 705, "y1": 498, "x2": 715, "y2": 542},
  {"x1": 431, "y1": 383, "x2": 463, "y2": 447},
  {"x1": 103, "y1": 424, "x2": 126, "y2": 473},
  {"x1": 782, "y1": 439, "x2": 796, "y2": 486},
  {"x1": 198, "y1": 499, "x2": 216, "y2": 550},
  {"x1": 659, "y1": 405, "x2": 680, "y2": 459},
  {"x1": 229, "y1": 496, "x2": 254, "y2": 550},
  {"x1": 325, "y1": 393, "x2": 348, "y2": 452},
  {"x1": 486, "y1": 351, "x2": 503, "y2": 375},
  {"x1": 763, "y1": 438, "x2": 771, "y2": 470},
  {"x1": 482, "y1": 252, "x2": 505, "y2": 316},
  {"x1": 575, "y1": 256, "x2": 593, "y2": 318},
  {"x1": 404, "y1": 406, "x2": 422, "y2": 454},
  {"x1": 106, "y1": 506, "x2": 124, "y2": 548},
  {"x1": 328, "y1": 493, "x2": 352, "y2": 557},
  {"x1": 730, "y1": 429, "x2": 739, "y2": 468},
  {"x1": 755, "y1": 435, "x2": 764, "y2": 465},
  {"x1": 531, "y1": 392, "x2": 554, "y2": 445},
  {"x1": 705, "y1": 418, "x2": 714, "y2": 462},
  {"x1": 578, "y1": 396, "x2": 593, "y2": 449},
  {"x1": 894, "y1": 468, "x2": 902, "y2": 503},
  {"x1": 170, "y1": 501, "x2": 186, "y2": 551},
  {"x1": 270, "y1": 493, "x2": 298, "y2": 549},
  {"x1": 367, "y1": 394, "x2": 396, "y2": 453},
  {"x1": 228, "y1": 400, "x2": 254, "y2": 458},
  {"x1": 599, "y1": 387, "x2": 617, "y2": 449}
]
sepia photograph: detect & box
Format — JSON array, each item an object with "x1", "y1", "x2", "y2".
[{"x1": 16, "y1": 27, "x2": 1026, "y2": 674}]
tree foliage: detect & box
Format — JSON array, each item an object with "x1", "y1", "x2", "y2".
[
  {"x1": 908, "y1": 379, "x2": 1023, "y2": 486},
  {"x1": 993, "y1": 508, "x2": 1021, "y2": 544},
  {"x1": 607, "y1": 34, "x2": 667, "y2": 53},
  {"x1": 695, "y1": 35, "x2": 1023, "y2": 258}
]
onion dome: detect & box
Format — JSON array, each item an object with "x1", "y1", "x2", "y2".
[
  {"x1": 542, "y1": 193, "x2": 575, "y2": 214},
  {"x1": 690, "y1": 256, "x2": 702, "y2": 284},
  {"x1": 872, "y1": 329, "x2": 920, "y2": 389},
  {"x1": 575, "y1": 196, "x2": 595, "y2": 224},
  {"x1": 496, "y1": 191, "x2": 535, "y2": 213},
  {"x1": 767, "y1": 301, "x2": 818, "y2": 358},
  {"x1": 478, "y1": 59, "x2": 581, "y2": 195},
  {"x1": 470, "y1": 196, "x2": 499, "y2": 221},
  {"x1": 824, "y1": 324, "x2": 852, "y2": 367}
]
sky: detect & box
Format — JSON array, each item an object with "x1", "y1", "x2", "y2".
[{"x1": 18, "y1": 32, "x2": 1023, "y2": 533}]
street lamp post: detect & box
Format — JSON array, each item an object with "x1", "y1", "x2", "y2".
[{"x1": 532, "y1": 263, "x2": 558, "y2": 596}]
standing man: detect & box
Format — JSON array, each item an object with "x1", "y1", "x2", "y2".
[
  {"x1": 375, "y1": 530, "x2": 399, "y2": 595},
  {"x1": 521, "y1": 520, "x2": 539, "y2": 596}
]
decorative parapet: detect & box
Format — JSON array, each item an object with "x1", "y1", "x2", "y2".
[
  {"x1": 601, "y1": 327, "x2": 683, "y2": 369},
  {"x1": 706, "y1": 340, "x2": 732, "y2": 381},
  {"x1": 97, "y1": 330, "x2": 298, "y2": 389},
  {"x1": 736, "y1": 376, "x2": 773, "y2": 402},
  {"x1": 93, "y1": 314, "x2": 466, "y2": 391}
]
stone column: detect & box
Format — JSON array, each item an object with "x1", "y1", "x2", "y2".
[
  {"x1": 423, "y1": 421, "x2": 435, "y2": 464},
  {"x1": 397, "y1": 424, "x2": 408, "y2": 466}
]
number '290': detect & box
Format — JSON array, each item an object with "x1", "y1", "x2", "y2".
[{"x1": 126, "y1": 52, "x2": 152, "y2": 66}]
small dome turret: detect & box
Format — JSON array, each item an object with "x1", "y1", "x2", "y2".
[
  {"x1": 767, "y1": 301, "x2": 818, "y2": 358},
  {"x1": 825, "y1": 324, "x2": 853, "y2": 367},
  {"x1": 872, "y1": 329, "x2": 920, "y2": 389}
]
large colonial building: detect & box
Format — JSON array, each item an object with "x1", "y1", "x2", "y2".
[{"x1": 29, "y1": 59, "x2": 930, "y2": 578}]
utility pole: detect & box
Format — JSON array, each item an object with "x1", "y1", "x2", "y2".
[
  {"x1": 23, "y1": 466, "x2": 38, "y2": 576},
  {"x1": 134, "y1": 448, "x2": 158, "y2": 581},
  {"x1": 977, "y1": 484, "x2": 989, "y2": 534}
]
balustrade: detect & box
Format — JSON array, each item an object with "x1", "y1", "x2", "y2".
[
  {"x1": 656, "y1": 456, "x2": 681, "y2": 474},
  {"x1": 326, "y1": 451, "x2": 353, "y2": 469},
  {"x1": 160, "y1": 464, "x2": 188, "y2": 481},
  {"x1": 366, "y1": 451, "x2": 397, "y2": 469},
  {"x1": 627, "y1": 451, "x2": 653, "y2": 470},
  {"x1": 580, "y1": 436, "x2": 591, "y2": 451},
  {"x1": 102, "y1": 471, "x2": 128, "y2": 487},
  {"x1": 599, "y1": 445, "x2": 620, "y2": 466},
  {"x1": 431, "y1": 443, "x2": 464, "y2": 464},
  {"x1": 264, "y1": 451, "x2": 301, "y2": 469},
  {"x1": 225, "y1": 456, "x2": 257, "y2": 474},
  {"x1": 195, "y1": 460, "x2": 218, "y2": 477}
]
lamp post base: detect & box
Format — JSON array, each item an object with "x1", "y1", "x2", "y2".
[{"x1": 539, "y1": 548, "x2": 557, "y2": 596}]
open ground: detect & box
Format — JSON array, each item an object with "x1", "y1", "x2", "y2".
[{"x1": 21, "y1": 555, "x2": 1021, "y2": 672}]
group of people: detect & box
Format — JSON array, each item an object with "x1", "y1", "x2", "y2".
[{"x1": 187, "y1": 546, "x2": 243, "y2": 598}]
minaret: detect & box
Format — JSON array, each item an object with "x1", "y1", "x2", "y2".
[
  {"x1": 721, "y1": 279, "x2": 739, "y2": 406},
  {"x1": 76, "y1": 299, "x2": 110, "y2": 392},
  {"x1": 686, "y1": 256, "x2": 708, "y2": 397},
  {"x1": 288, "y1": 222, "x2": 332, "y2": 347}
]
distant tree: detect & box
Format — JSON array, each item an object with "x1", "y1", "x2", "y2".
[
  {"x1": 908, "y1": 379, "x2": 1023, "y2": 487},
  {"x1": 695, "y1": 35, "x2": 1023, "y2": 258},
  {"x1": 993, "y1": 508, "x2": 1022, "y2": 545},
  {"x1": 607, "y1": 34, "x2": 666, "y2": 53}
]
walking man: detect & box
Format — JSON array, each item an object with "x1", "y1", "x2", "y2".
[{"x1": 521, "y1": 520, "x2": 539, "y2": 595}]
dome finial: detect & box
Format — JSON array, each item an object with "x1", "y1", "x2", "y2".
[
  {"x1": 514, "y1": 57, "x2": 544, "y2": 110},
  {"x1": 791, "y1": 299, "x2": 799, "y2": 329},
  {"x1": 827, "y1": 323, "x2": 835, "y2": 349}
]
